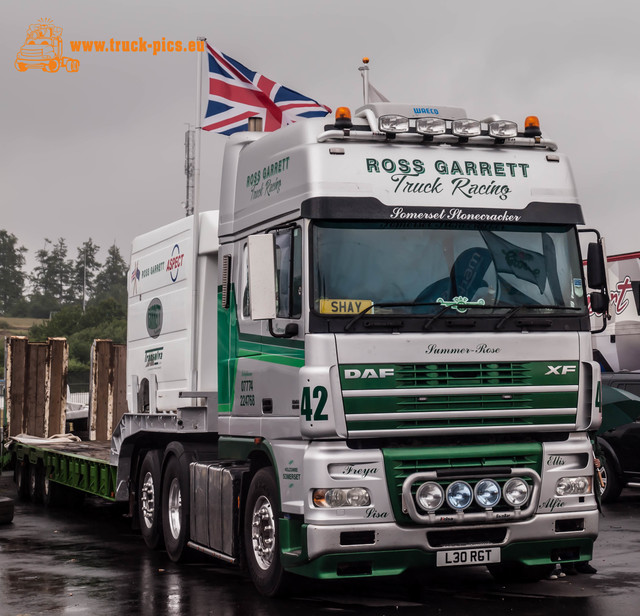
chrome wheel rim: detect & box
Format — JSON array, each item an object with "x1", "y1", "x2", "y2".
[
  {"x1": 168, "y1": 478, "x2": 182, "y2": 539},
  {"x1": 141, "y1": 471, "x2": 155, "y2": 529},
  {"x1": 251, "y1": 495, "x2": 275, "y2": 570}
]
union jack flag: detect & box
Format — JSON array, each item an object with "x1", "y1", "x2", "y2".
[{"x1": 202, "y1": 43, "x2": 331, "y2": 135}]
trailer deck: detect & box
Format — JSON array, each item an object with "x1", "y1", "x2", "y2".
[{"x1": 12, "y1": 438, "x2": 116, "y2": 501}]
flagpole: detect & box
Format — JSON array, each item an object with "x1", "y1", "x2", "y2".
[
  {"x1": 190, "y1": 35, "x2": 206, "y2": 393},
  {"x1": 358, "y1": 57, "x2": 370, "y2": 105}
]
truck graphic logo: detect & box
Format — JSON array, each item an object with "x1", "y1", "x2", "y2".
[
  {"x1": 15, "y1": 19, "x2": 80, "y2": 73},
  {"x1": 144, "y1": 347, "x2": 163, "y2": 368},
  {"x1": 146, "y1": 298, "x2": 163, "y2": 338},
  {"x1": 344, "y1": 368, "x2": 394, "y2": 379},
  {"x1": 167, "y1": 243, "x2": 184, "y2": 282},
  {"x1": 545, "y1": 365, "x2": 577, "y2": 376}
]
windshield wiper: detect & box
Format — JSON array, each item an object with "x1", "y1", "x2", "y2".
[
  {"x1": 495, "y1": 304, "x2": 583, "y2": 330},
  {"x1": 344, "y1": 302, "x2": 442, "y2": 331}
]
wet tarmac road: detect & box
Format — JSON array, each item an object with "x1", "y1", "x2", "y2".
[{"x1": 1, "y1": 471, "x2": 639, "y2": 616}]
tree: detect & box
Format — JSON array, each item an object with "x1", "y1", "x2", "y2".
[
  {"x1": 0, "y1": 230, "x2": 27, "y2": 315},
  {"x1": 31, "y1": 238, "x2": 73, "y2": 303},
  {"x1": 70, "y1": 239, "x2": 101, "y2": 308},
  {"x1": 94, "y1": 243, "x2": 128, "y2": 305}
]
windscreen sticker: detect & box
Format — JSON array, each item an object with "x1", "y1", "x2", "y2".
[
  {"x1": 319, "y1": 299, "x2": 373, "y2": 315},
  {"x1": 573, "y1": 278, "x2": 584, "y2": 297}
]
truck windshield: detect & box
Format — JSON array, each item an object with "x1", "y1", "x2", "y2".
[{"x1": 312, "y1": 221, "x2": 587, "y2": 317}]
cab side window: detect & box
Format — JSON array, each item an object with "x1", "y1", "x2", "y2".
[{"x1": 273, "y1": 227, "x2": 302, "y2": 319}]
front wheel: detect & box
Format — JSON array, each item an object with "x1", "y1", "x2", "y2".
[
  {"x1": 244, "y1": 467, "x2": 291, "y2": 597},
  {"x1": 162, "y1": 455, "x2": 190, "y2": 561}
]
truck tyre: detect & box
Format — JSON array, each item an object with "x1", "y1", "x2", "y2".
[
  {"x1": 139, "y1": 450, "x2": 164, "y2": 550},
  {"x1": 599, "y1": 450, "x2": 623, "y2": 504},
  {"x1": 0, "y1": 496, "x2": 15, "y2": 525},
  {"x1": 15, "y1": 461, "x2": 30, "y2": 501},
  {"x1": 244, "y1": 467, "x2": 291, "y2": 597},
  {"x1": 162, "y1": 455, "x2": 190, "y2": 561},
  {"x1": 43, "y1": 474, "x2": 63, "y2": 508},
  {"x1": 28, "y1": 463, "x2": 45, "y2": 504}
]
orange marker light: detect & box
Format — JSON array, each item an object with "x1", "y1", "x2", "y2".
[
  {"x1": 335, "y1": 106, "x2": 353, "y2": 129},
  {"x1": 362, "y1": 57, "x2": 370, "y2": 64},
  {"x1": 525, "y1": 116, "x2": 540, "y2": 130},
  {"x1": 336, "y1": 107, "x2": 352, "y2": 121},
  {"x1": 524, "y1": 115, "x2": 542, "y2": 137}
]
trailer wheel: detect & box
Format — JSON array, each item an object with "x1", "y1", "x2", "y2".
[
  {"x1": 15, "y1": 461, "x2": 30, "y2": 501},
  {"x1": 139, "y1": 451, "x2": 164, "y2": 550},
  {"x1": 243, "y1": 467, "x2": 291, "y2": 596},
  {"x1": 162, "y1": 455, "x2": 190, "y2": 561},
  {"x1": 28, "y1": 463, "x2": 45, "y2": 504},
  {"x1": 43, "y1": 474, "x2": 62, "y2": 508}
]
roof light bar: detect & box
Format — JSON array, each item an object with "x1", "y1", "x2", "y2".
[
  {"x1": 379, "y1": 114, "x2": 409, "y2": 133},
  {"x1": 489, "y1": 120, "x2": 518, "y2": 139},
  {"x1": 452, "y1": 119, "x2": 481, "y2": 137},
  {"x1": 416, "y1": 117, "x2": 446, "y2": 135}
]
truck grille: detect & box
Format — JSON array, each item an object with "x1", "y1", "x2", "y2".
[
  {"x1": 396, "y1": 362, "x2": 531, "y2": 388},
  {"x1": 341, "y1": 361, "x2": 579, "y2": 436}
]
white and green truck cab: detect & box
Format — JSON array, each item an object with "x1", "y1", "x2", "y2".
[{"x1": 125, "y1": 102, "x2": 609, "y2": 595}]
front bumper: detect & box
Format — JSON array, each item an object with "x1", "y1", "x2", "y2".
[{"x1": 283, "y1": 508, "x2": 598, "y2": 579}]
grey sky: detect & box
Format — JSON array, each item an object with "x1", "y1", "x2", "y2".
[{"x1": 2, "y1": 0, "x2": 640, "y2": 274}]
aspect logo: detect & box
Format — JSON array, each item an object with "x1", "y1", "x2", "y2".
[{"x1": 167, "y1": 244, "x2": 184, "y2": 282}]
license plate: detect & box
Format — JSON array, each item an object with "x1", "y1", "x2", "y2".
[{"x1": 436, "y1": 547, "x2": 501, "y2": 567}]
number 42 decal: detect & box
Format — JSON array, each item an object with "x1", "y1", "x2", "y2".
[{"x1": 301, "y1": 386, "x2": 329, "y2": 421}]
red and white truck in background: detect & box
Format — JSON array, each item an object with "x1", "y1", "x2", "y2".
[{"x1": 592, "y1": 252, "x2": 640, "y2": 372}]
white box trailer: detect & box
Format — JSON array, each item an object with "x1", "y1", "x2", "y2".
[{"x1": 127, "y1": 212, "x2": 219, "y2": 413}]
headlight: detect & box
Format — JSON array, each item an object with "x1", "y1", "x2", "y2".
[
  {"x1": 474, "y1": 478, "x2": 501, "y2": 509},
  {"x1": 488, "y1": 120, "x2": 518, "y2": 138},
  {"x1": 446, "y1": 481, "x2": 473, "y2": 510},
  {"x1": 503, "y1": 478, "x2": 530, "y2": 507},
  {"x1": 378, "y1": 115, "x2": 409, "y2": 133},
  {"x1": 556, "y1": 476, "x2": 592, "y2": 496},
  {"x1": 416, "y1": 117, "x2": 446, "y2": 135},
  {"x1": 452, "y1": 119, "x2": 481, "y2": 137},
  {"x1": 312, "y1": 487, "x2": 371, "y2": 508},
  {"x1": 416, "y1": 481, "x2": 444, "y2": 511}
]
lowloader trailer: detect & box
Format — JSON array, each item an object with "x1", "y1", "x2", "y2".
[{"x1": 10, "y1": 100, "x2": 610, "y2": 595}]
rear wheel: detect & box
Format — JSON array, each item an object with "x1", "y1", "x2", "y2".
[
  {"x1": 138, "y1": 451, "x2": 164, "y2": 549},
  {"x1": 162, "y1": 455, "x2": 190, "y2": 561},
  {"x1": 244, "y1": 467, "x2": 291, "y2": 596}
]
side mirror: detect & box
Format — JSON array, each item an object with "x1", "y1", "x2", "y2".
[
  {"x1": 589, "y1": 291, "x2": 609, "y2": 315},
  {"x1": 587, "y1": 242, "x2": 607, "y2": 289},
  {"x1": 248, "y1": 234, "x2": 277, "y2": 320}
]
